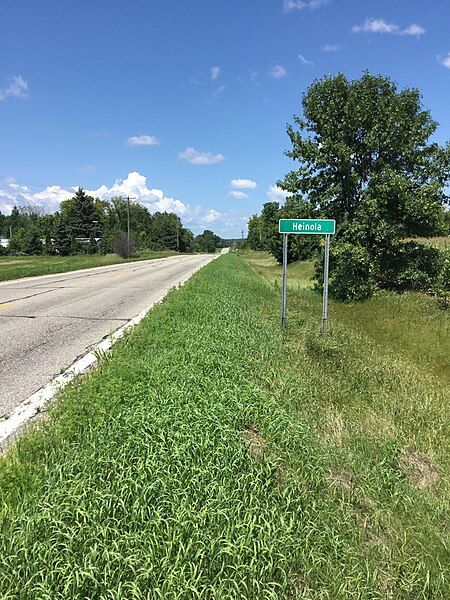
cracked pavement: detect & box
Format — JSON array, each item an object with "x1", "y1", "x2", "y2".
[{"x1": 0, "y1": 254, "x2": 216, "y2": 417}]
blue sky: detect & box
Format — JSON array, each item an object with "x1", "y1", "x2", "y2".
[{"x1": 1, "y1": 0, "x2": 449, "y2": 236}]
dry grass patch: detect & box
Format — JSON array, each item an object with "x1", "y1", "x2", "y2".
[{"x1": 398, "y1": 448, "x2": 439, "y2": 490}]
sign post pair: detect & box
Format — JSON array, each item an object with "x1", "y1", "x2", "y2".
[{"x1": 278, "y1": 219, "x2": 336, "y2": 335}]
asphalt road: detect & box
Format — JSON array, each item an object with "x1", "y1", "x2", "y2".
[{"x1": 0, "y1": 253, "x2": 217, "y2": 417}]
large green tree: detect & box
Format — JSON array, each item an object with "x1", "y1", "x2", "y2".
[
  {"x1": 279, "y1": 72, "x2": 450, "y2": 299},
  {"x1": 60, "y1": 188, "x2": 102, "y2": 237},
  {"x1": 194, "y1": 230, "x2": 221, "y2": 253}
]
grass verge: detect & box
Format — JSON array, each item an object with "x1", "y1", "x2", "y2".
[
  {"x1": 0, "y1": 252, "x2": 448, "y2": 598},
  {"x1": 0, "y1": 250, "x2": 178, "y2": 282}
]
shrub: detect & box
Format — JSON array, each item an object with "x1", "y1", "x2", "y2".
[
  {"x1": 114, "y1": 232, "x2": 135, "y2": 258},
  {"x1": 317, "y1": 242, "x2": 377, "y2": 302},
  {"x1": 8, "y1": 228, "x2": 26, "y2": 254},
  {"x1": 433, "y1": 249, "x2": 450, "y2": 309},
  {"x1": 378, "y1": 242, "x2": 442, "y2": 292},
  {"x1": 87, "y1": 233, "x2": 98, "y2": 255},
  {"x1": 270, "y1": 234, "x2": 320, "y2": 265},
  {"x1": 70, "y1": 236, "x2": 80, "y2": 255}
]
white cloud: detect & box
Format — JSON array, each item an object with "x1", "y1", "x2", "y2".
[
  {"x1": 203, "y1": 209, "x2": 222, "y2": 223},
  {"x1": 0, "y1": 172, "x2": 189, "y2": 218},
  {"x1": 125, "y1": 135, "x2": 160, "y2": 147},
  {"x1": 268, "y1": 64, "x2": 287, "y2": 79},
  {"x1": 0, "y1": 182, "x2": 73, "y2": 214},
  {"x1": 403, "y1": 24, "x2": 426, "y2": 36},
  {"x1": 298, "y1": 54, "x2": 314, "y2": 66},
  {"x1": 229, "y1": 191, "x2": 249, "y2": 200},
  {"x1": 0, "y1": 75, "x2": 28, "y2": 101},
  {"x1": 211, "y1": 66, "x2": 221, "y2": 80},
  {"x1": 87, "y1": 172, "x2": 189, "y2": 215},
  {"x1": 0, "y1": 172, "x2": 247, "y2": 235},
  {"x1": 322, "y1": 43, "x2": 340, "y2": 52},
  {"x1": 230, "y1": 178, "x2": 257, "y2": 190},
  {"x1": 178, "y1": 147, "x2": 225, "y2": 165},
  {"x1": 352, "y1": 18, "x2": 425, "y2": 36},
  {"x1": 438, "y1": 52, "x2": 450, "y2": 69},
  {"x1": 283, "y1": 0, "x2": 328, "y2": 11},
  {"x1": 267, "y1": 184, "x2": 291, "y2": 203}
]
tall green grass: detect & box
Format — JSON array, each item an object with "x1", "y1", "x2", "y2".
[
  {"x1": 247, "y1": 250, "x2": 450, "y2": 384},
  {"x1": 0, "y1": 250, "x2": 178, "y2": 282},
  {"x1": 0, "y1": 252, "x2": 448, "y2": 598}
]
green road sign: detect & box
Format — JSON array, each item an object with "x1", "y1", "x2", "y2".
[{"x1": 279, "y1": 218, "x2": 335, "y2": 235}]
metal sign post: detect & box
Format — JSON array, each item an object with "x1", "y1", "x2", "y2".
[
  {"x1": 322, "y1": 234, "x2": 331, "y2": 335},
  {"x1": 281, "y1": 233, "x2": 288, "y2": 329},
  {"x1": 278, "y1": 219, "x2": 336, "y2": 335}
]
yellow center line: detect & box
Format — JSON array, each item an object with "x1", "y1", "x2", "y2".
[{"x1": 0, "y1": 300, "x2": 19, "y2": 311}]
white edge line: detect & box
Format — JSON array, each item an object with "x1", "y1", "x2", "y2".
[{"x1": 0, "y1": 253, "x2": 224, "y2": 448}]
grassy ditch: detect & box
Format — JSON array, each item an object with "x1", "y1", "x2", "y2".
[
  {"x1": 0, "y1": 250, "x2": 178, "y2": 282},
  {"x1": 0, "y1": 252, "x2": 449, "y2": 598}
]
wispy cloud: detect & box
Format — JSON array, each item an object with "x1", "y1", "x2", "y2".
[
  {"x1": 81, "y1": 164, "x2": 97, "y2": 173},
  {"x1": 353, "y1": 18, "x2": 425, "y2": 37},
  {"x1": 230, "y1": 179, "x2": 257, "y2": 190},
  {"x1": 229, "y1": 190, "x2": 249, "y2": 200},
  {"x1": 438, "y1": 52, "x2": 450, "y2": 69},
  {"x1": 0, "y1": 75, "x2": 28, "y2": 101},
  {"x1": 202, "y1": 209, "x2": 222, "y2": 223},
  {"x1": 178, "y1": 147, "x2": 225, "y2": 165},
  {"x1": 283, "y1": 0, "x2": 328, "y2": 12},
  {"x1": 322, "y1": 43, "x2": 341, "y2": 52},
  {"x1": 212, "y1": 84, "x2": 226, "y2": 98},
  {"x1": 125, "y1": 135, "x2": 160, "y2": 147},
  {"x1": 267, "y1": 185, "x2": 291, "y2": 203},
  {"x1": 268, "y1": 64, "x2": 287, "y2": 79},
  {"x1": 211, "y1": 66, "x2": 221, "y2": 80},
  {"x1": 298, "y1": 53, "x2": 314, "y2": 66}
]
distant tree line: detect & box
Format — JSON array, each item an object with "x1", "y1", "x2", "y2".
[
  {"x1": 248, "y1": 72, "x2": 450, "y2": 307},
  {"x1": 0, "y1": 189, "x2": 223, "y2": 257}
]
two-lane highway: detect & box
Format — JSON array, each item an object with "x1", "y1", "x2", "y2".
[{"x1": 0, "y1": 253, "x2": 216, "y2": 417}]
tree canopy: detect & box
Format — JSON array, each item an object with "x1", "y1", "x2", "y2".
[
  {"x1": 251, "y1": 72, "x2": 450, "y2": 300},
  {"x1": 1, "y1": 189, "x2": 222, "y2": 258},
  {"x1": 280, "y1": 72, "x2": 450, "y2": 240}
]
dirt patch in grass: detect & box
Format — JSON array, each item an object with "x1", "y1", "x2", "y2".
[
  {"x1": 241, "y1": 424, "x2": 269, "y2": 460},
  {"x1": 398, "y1": 449, "x2": 439, "y2": 490},
  {"x1": 329, "y1": 468, "x2": 354, "y2": 492}
]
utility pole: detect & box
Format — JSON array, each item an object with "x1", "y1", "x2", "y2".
[{"x1": 125, "y1": 196, "x2": 136, "y2": 258}]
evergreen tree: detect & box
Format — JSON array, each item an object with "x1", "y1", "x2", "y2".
[
  {"x1": 87, "y1": 232, "x2": 97, "y2": 254},
  {"x1": 70, "y1": 235, "x2": 80, "y2": 255},
  {"x1": 60, "y1": 188, "x2": 100, "y2": 237},
  {"x1": 53, "y1": 216, "x2": 72, "y2": 256},
  {"x1": 44, "y1": 233, "x2": 53, "y2": 255},
  {"x1": 23, "y1": 227, "x2": 43, "y2": 255}
]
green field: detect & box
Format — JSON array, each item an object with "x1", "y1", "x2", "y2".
[
  {"x1": 0, "y1": 252, "x2": 448, "y2": 598},
  {"x1": 411, "y1": 236, "x2": 450, "y2": 250},
  {"x1": 0, "y1": 250, "x2": 178, "y2": 282}
]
